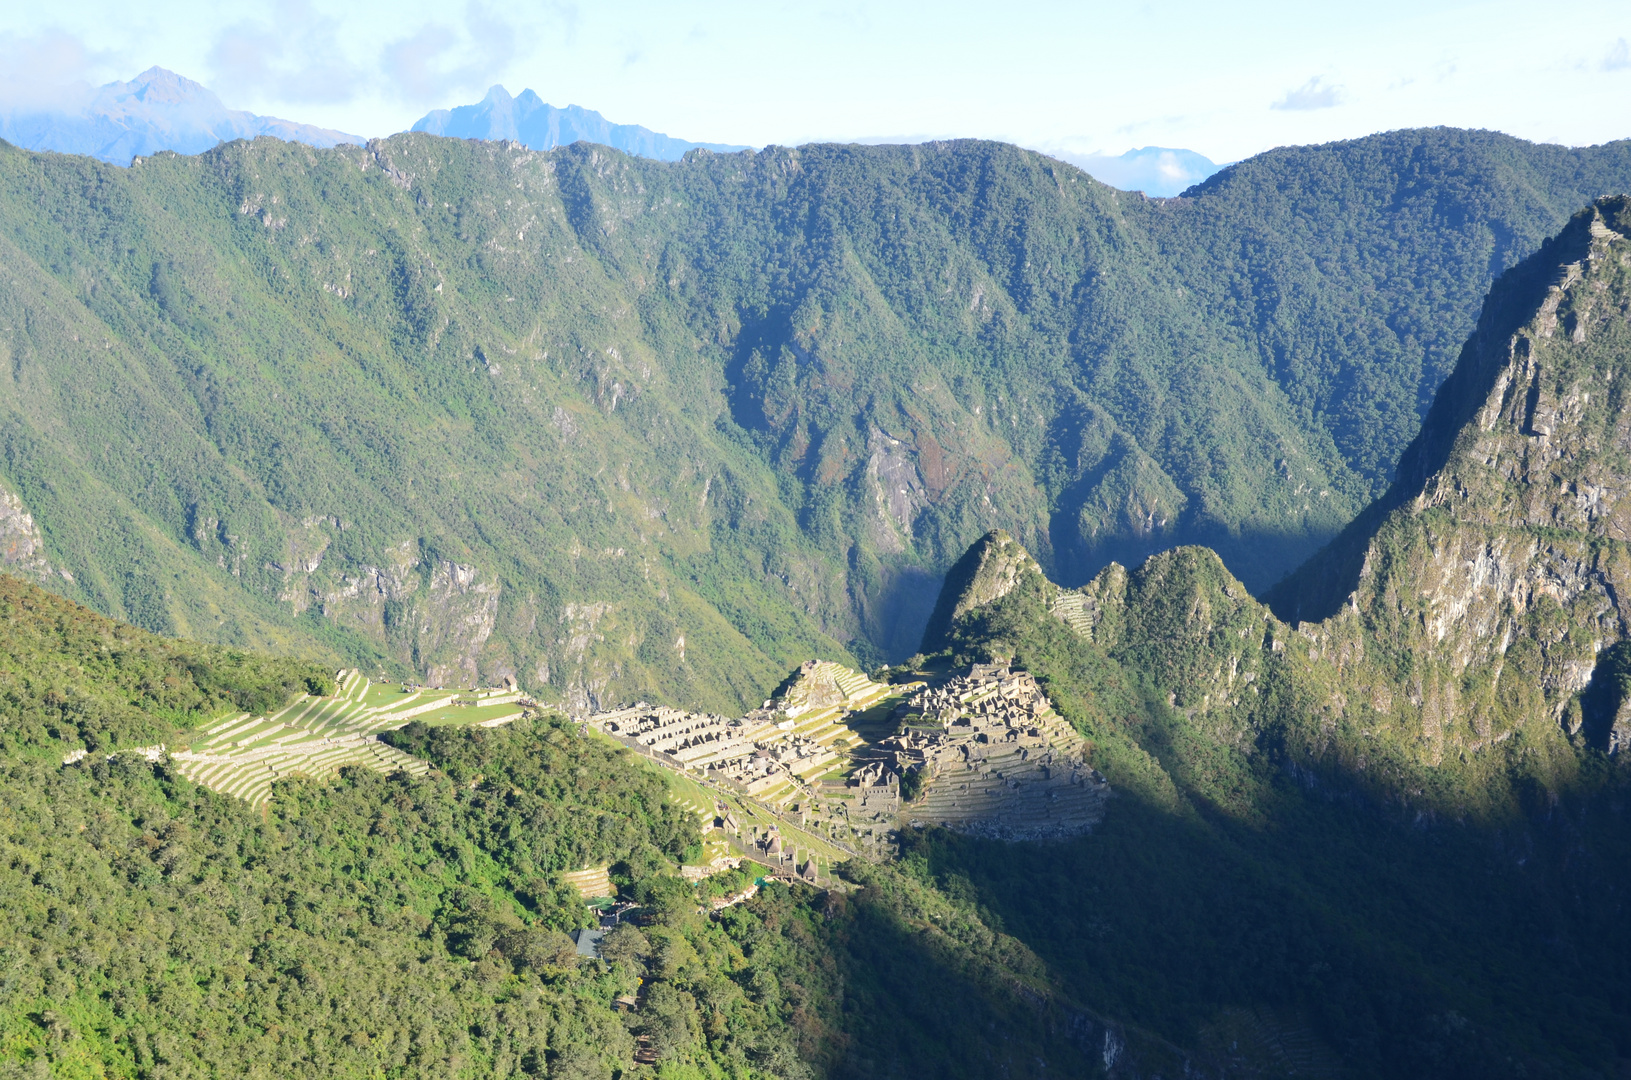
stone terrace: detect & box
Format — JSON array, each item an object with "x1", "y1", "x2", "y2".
[
  {"x1": 590, "y1": 660, "x2": 895, "y2": 810},
  {"x1": 167, "y1": 670, "x2": 529, "y2": 807},
  {"x1": 866, "y1": 663, "x2": 1110, "y2": 841}
]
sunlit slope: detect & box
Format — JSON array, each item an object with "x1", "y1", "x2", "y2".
[
  {"x1": 1, "y1": 129, "x2": 1629, "y2": 708},
  {"x1": 0, "y1": 138, "x2": 855, "y2": 714},
  {"x1": 170, "y1": 670, "x2": 529, "y2": 806},
  {"x1": 0, "y1": 570, "x2": 330, "y2": 756}
]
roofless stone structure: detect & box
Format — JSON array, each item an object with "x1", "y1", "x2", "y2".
[{"x1": 588, "y1": 658, "x2": 1110, "y2": 856}]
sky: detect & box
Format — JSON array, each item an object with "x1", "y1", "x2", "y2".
[{"x1": 1, "y1": 0, "x2": 1629, "y2": 163}]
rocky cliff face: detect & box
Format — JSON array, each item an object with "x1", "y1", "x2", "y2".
[
  {"x1": 966, "y1": 199, "x2": 1631, "y2": 770},
  {"x1": 0, "y1": 485, "x2": 61, "y2": 585},
  {"x1": 8, "y1": 131, "x2": 1631, "y2": 714},
  {"x1": 919, "y1": 529, "x2": 1043, "y2": 653},
  {"x1": 1280, "y1": 198, "x2": 1631, "y2": 754}
]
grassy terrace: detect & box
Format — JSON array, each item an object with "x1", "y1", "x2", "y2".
[
  {"x1": 170, "y1": 670, "x2": 528, "y2": 807},
  {"x1": 592, "y1": 728, "x2": 857, "y2": 875}
]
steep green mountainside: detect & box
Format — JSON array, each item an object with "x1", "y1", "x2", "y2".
[
  {"x1": 0, "y1": 570, "x2": 1107, "y2": 1079},
  {"x1": 0, "y1": 572, "x2": 330, "y2": 756},
  {"x1": 8, "y1": 195, "x2": 1631, "y2": 1078},
  {"x1": 1156, "y1": 128, "x2": 1631, "y2": 485},
  {"x1": 1, "y1": 129, "x2": 1629, "y2": 709},
  {"x1": 919, "y1": 200, "x2": 1631, "y2": 1076}
]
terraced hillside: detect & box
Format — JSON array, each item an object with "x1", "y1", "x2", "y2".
[
  {"x1": 168, "y1": 669, "x2": 529, "y2": 806},
  {"x1": 590, "y1": 655, "x2": 1109, "y2": 869},
  {"x1": 0, "y1": 566, "x2": 1123, "y2": 1080},
  {"x1": 884, "y1": 664, "x2": 1110, "y2": 840},
  {"x1": 588, "y1": 660, "x2": 905, "y2": 875}
]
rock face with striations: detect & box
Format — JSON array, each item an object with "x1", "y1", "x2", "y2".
[
  {"x1": 948, "y1": 198, "x2": 1631, "y2": 763},
  {"x1": 1262, "y1": 196, "x2": 1631, "y2": 753}
]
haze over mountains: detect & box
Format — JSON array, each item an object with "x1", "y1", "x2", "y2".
[
  {"x1": 0, "y1": 65, "x2": 1223, "y2": 196},
  {"x1": 1048, "y1": 146, "x2": 1224, "y2": 197},
  {"x1": 410, "y1": 84, "x2": 750, "y2": 161},
  {"x1": 0, "y1": 67, "x2": 361, "y2": 165}
]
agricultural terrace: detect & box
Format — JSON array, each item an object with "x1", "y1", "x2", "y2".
[{"x1": 169, "y1": 669, "x2": 529, "y2": 806}]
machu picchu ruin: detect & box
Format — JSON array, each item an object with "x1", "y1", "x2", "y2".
[
  {"x1": 585, "y1": 657, "x2": 1110, "y2": 867},
  {"x1": 139, "y1": 651, "x2": 1106, "y2": 850},
  {"x1": 878, "y1": 664, "x2": 1110, "y2": 841}
]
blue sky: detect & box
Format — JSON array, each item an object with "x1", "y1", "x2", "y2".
[{"x1": 2, "y1": 0, "x2": 1629, "y2": 162}]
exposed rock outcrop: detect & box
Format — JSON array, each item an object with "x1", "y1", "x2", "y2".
[
  {"x1": 417, "y1": 559, "x2": 501, "y2": 687},
  {"x1": 1004, "y1": 197, "x2": 1631, "y2": 761},
  {"x1": 0, "y1": 484, "x2": 60, "y2": 583},
  {"x1": 919, "y1": 529, "x2": 1042, "y2": 652},
  {"x1": 278, "y1": 532, "x2": 501, "y2": 688}
]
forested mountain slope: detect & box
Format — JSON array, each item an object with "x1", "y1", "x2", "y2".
[
  {"x1": 0, "y1": 128, "x2": 1628, "y2": 709},
  {"x1": 0, "y1": 572, "x2": 329, "y2": 756},
  {"x1": 920, "y1": 199, "x2": 1631, "y2": 1076},
  {"x1": 0, "y1": 570, "x2": 1108, "y2": 1079}
]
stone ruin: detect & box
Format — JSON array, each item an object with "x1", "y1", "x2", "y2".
[
  {"x1": 588, "y1": 661, "x2": 885, "y2": 806},
  {"x1": 587, "y1": 659, "x2": 1110, "y2": 862},
  {"x1": 852, "y1": 663, "x2": 1110, "y2": 842},
  {"x1": 590, "y1": 702, "x2": 843, "y2": 798}
]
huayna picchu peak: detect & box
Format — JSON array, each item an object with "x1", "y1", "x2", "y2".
[{"x1": 952, "y1": 196, "x2": 1631, "y2": 773}]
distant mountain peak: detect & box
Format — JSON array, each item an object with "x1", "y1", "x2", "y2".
[
  {"x1": 120, "y1": 66, "x2": 205, "y2": 102},
  {"x1": 410, "y1": 88, "x2": 749, "y2": 162},
  {"x1": 1049, "y1": 145, "x2": 1226, "y2": 197},
  {"x1": 0, "y1": 66, "x2": 363, "y2": 165}
]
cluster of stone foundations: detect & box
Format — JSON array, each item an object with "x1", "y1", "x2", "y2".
[
  {"x1": 589, "y1": 659, "x2": 1110, "y2": 860},
  {"x1": 862, "y1": 663, "x2": 1110, "y2": 841}
]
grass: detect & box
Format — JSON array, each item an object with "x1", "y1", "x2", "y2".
[{"x1": 168, "y1": 668, "x2": 518, "y2": 807}]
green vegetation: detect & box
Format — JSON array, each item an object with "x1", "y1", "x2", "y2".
[
  {"x1": 6, "y1": 129, "x2": 1631, "y2": 1078},
  {"x1": 900, "y1": 202, "x2": 1631, "y2": 1073},
  {"x1": 2, "y1": 129, "x2": 1630, "y2": 712},
  {"x1": 0, "y1": 572, "x2": 328, "y2": 755},
  {"x1": 166, "y1": 671, "x2": 524, "y2": 807},
  {"x1": 920, "y1": 544, "x2": 1631, "y2": 1076},
  {"x1": 0, "y1": 571, "x2": 1104, "y2": 1078}
]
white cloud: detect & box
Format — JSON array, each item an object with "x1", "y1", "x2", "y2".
[
  {"x1": 208, "y1": 0, "x2": 363, "y2": 106},
  {"x1": 380, "y1": 2, "x2": 519, "y2": 105},
  {"x1": 0, "y1": 29, "x2": 100, "y2": 113},
  {"x1": 1271, "y1": 75, "x2": 1344, "y2": 111},
  {"x1": 1605, "y1": 38, "x2": 1631, "y2": 72}
]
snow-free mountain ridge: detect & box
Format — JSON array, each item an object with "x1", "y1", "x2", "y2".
[
  {"x1": 0, "y1": 67, "x2": 362, "y2": 165},
  {"x1": 410, "y1": 85, "x2": 750, "y2": 161}
]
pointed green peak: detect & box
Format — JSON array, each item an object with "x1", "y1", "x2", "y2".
[{"x1": 918, "y1": 530, "x2": 1043, "y2": 653}]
